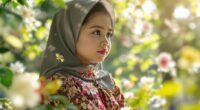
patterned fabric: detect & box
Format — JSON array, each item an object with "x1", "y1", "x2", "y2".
[{"x1": 46, "y1": 69, "x2": 124, "y2": 110}]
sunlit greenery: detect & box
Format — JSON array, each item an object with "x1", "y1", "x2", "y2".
[{"x1": 0, "y1": 0, "x2": 200, "y2": 109}]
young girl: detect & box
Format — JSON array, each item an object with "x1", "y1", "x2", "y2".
[{"x1": 40, "y1": 0, "x2": 124, "y2": 109}]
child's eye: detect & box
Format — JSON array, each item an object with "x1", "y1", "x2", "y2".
[
  {"x1": 92, "y1": 30, "x2": 101, "y2": 36},
  {"x1": 106, "y1": 32, "x2": 113, "y2": 39}
]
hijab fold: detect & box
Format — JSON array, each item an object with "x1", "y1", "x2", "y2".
[{"x1": 40, "y1": 0, "x2": 115, "y2": 80}]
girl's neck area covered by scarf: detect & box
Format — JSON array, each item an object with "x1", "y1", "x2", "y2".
[{"x1": 40, "y1": 0, "x2": 115, "y2": 79}]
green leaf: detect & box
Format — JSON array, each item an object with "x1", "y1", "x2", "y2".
[
  {"x1": 50, "y1": 95, "x2": 78, "y2": 110},
  {"x1": 0, "y1": 67, "x2": 13, "y2": 87},
  {"x1": 17, "y1": 0, "x2": 27, "y2": 5},
  {"x1": 141, "y1": 59, "x2": 153, "y2": 71},
  {"x1": 12, "y1": 0, "x2": 19, "y2": 8},
  {"x1": 35, "y1": 0, "x2": 45, "y2": 5},
  {"x1": 0, "y1": 98, "x2": 13, "y2": 110},
  {"x1": 34, "y1": 105, "x2": 54, "y2": 110},
  {"x1": 2, "y1": 0, "x2": 11, "y2": 6},
  {"x1": 51, "y1": 0, "x2": 65, "y2": 8},
  {"x1": 0, "y1": 47, "x2": 9, "y2": 53},
  {"x1": 50, "y1": 95, "x2": 70, "y2": 105},
  {"x1": 36, "y1": 26, "x2": 47, "y2": 40}
]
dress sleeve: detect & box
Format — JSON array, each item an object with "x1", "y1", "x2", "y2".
[
  {"x1": 46, "y1": 73, "x2": 99, "y2": 110},
  {"x1": 111, "y1": 79, "x2": 125, "y2": 107}
]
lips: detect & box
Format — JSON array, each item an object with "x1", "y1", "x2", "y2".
[{"x1": 97, "y1": 49, "x2": 107, "y2": 55}]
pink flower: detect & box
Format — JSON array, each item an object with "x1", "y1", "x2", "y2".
[{"x1": 156, "y1": 52, "x2": 176, "y2": 72}]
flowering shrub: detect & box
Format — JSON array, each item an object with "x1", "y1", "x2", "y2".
[
  {"x1": 0, "y1": 62, "x2": 78, "y2": 110},
  {"x1": 1, "y1": 0, "x2": 200, "y2": 110}
]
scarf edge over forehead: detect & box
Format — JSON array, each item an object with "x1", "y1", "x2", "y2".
[{"x1": 40, "y1": 0, "x2": 115, "y2": 78}]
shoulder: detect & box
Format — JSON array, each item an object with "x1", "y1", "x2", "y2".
[{"x1": 47, "y1": 72, "x2": 81, "y2": 86}]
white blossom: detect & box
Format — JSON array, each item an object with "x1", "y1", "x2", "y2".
[
  {"x1": 132, "y1": 19, "x2": 153, "y2": 36},
  {"x1": 142, "y1": 0, "x2": 157, "y2": 15},
  {"x1": 7, "y1": 73, "x2": 41, "y2": 109},
  {"x1": 196, "y1": 3, "x2": 200, "y2": 17},
  {"x1": 148, "y1": 95, "x2": 166, "y2": 108},
  {"x1": 123, "y1": 92, "x2": 135, "y2": 98},
  {"x1": 10, "y1": 61, "x2": 26, "y2": 74},
  {"x1": 189, "y1": 23, "x2": 196, "y2": 30},
  {"x1": 121, "y1": 78, "x2": 134, "y2": 89},
  {"x1": 139, "y1": 76, "x2": 154, "y2": 89},
  {"x1": 16, "y1": 5, "x2": 41, "y2": 31},
  {"x1": 173, "y1": 6, "x2": 190, "y2": 19},
  {"x1": 123, "y1": 3, "x2": 135, "y2": 20},
  {"x1": 17, "y1": 6, "x2": 35, "y2": 19},
  {"x1": 189, "y1": 62, "x2": 200, "y2": 74},
  {"x1": 133, "y1": 19, "x2": 143, "y2": 35},
  {"x1": 27, "y1": 0, "x2": 36, "y2": 8},
  {"x1": 121, "y1": 106, "x2": 132, "y2": 110}
]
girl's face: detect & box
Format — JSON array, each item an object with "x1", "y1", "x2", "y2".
[{"x1": 76, "y1": 11, "x2": 113, "y2": 65}]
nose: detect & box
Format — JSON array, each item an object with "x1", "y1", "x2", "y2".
[
  {"x1": 102, "y1": 42, "x2": 109, "y2": 48},
  {"x1": 101, "y1": 36, "x2": 110, "y2": 48}
]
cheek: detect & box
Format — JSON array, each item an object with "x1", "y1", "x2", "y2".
[
  {"x1": 84, "y1": 38, "x2": 98, "y2": 48},
  {"x1": 78, "y1": 38, "x2": 98, "y2": 52}
]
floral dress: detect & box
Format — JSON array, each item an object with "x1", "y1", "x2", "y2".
[{"x1": 46, "y1": 68, "x2": 124, "y2": 110}]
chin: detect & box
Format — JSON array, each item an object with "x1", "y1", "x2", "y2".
[
  {"x1": 91, "y1": 59, "x2": 104, "y2": 64},
  {"x1": 90, "y1": 56, "x2": 106, "y2": 63}
]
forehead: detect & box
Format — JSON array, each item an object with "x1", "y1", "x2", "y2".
[{"x1": 83, "y1": 12, "x2": 113, "y2": 30}]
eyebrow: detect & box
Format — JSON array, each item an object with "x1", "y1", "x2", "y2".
[{"x1": 89, "y1": 25, "x2": 113, "y2": 32}]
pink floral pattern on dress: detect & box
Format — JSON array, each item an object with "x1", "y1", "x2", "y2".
[{"x1": 47, "y1": 68, "x2": 124, "y2": 110}]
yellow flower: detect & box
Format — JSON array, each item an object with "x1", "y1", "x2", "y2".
[
  {"x1": 156, "y1": 81, "x2": 182, "y2": 97},
  {"x1": 178, "y1": 46, "x2": 200, "y2": 69},
  {"x1": 56, "y1": 53, "x2": 64, "y2": 63},
  {"x1": 44, "y1": 79, "x2": 62, "y2": 95}
]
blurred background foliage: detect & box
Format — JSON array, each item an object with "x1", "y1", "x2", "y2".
[{"x1": 0, "y1": 0, "x2": 200, "y2": 109}]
